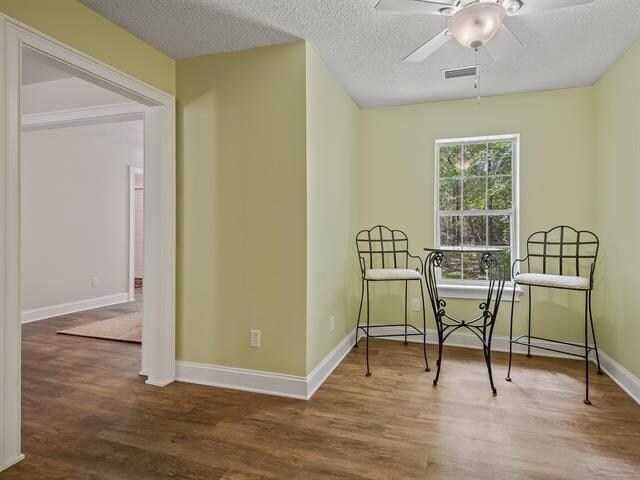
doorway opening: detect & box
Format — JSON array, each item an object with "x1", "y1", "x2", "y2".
[
  {"x1": 21, "y1": 48, "x2": 146, "y2": 351},
  {"x1": 0, "y1": 15, "x2": 176, "y2": 470}
]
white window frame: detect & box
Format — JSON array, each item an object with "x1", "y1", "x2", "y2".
[{"x1": 434, "y1": 134, "x2": 522, "y2": 300}]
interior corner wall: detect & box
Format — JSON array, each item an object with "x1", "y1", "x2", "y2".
[
  {"x1": 176, "y1": 43, "x2": 308, "y2": 376},
  {"x1": 359, "y1": 87, "x2": 597, "y2": 341},
  {"x1": 0, "y1": 0, "x2": 175, "y2": 96},
  {"x1": 305, "y1": 44, "x2": 361, "y2": 374},
  {"x1": 20, "y1": 122, "x2": 143, "y2": 312},
  {"x1": 594, "y1": 40, "x2": 640, "y2": 379}
]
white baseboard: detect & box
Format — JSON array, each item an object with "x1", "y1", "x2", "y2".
[
  {"x1": 176, "y1": 361, "x2": 309, "y2": 400},
  {"x1": 0, "y1": 454, "x2": 24, "y2": 473},
  {"x1": 598, "y1": 351, "x2": 640, "y2": 405},
  {"x1": 176, "y1": 329, "x2": 357, "y2": 401},
  {"x1": 20, "y1": 292, "x2": 130, "y2": 323},
  {"x1": 306, "y1": 329, "x2": 357, "y2": 398},
  {"x1": 368, "y1": 325, "x2": 588, "y2": 360}
]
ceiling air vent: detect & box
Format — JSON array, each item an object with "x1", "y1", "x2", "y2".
[{"x1": 442, "y1": 65, "x2": 477, "y2": 80}]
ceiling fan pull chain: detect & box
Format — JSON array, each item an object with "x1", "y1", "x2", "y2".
[{"x1": 474, "y1": 47, "x2": 481, "y2": 104}]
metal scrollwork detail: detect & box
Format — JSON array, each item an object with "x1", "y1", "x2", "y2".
[
  {"x1": 480, "y1": 252, "x2": 499, "y2": 272},
  {"x1": 432, "y1": 251, "x2": 448, "y2": 269}
]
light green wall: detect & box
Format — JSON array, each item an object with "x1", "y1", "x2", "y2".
[
  {"x1": 305, "y1": 45, "x2": 361, "y2": 373},
  {"x1": 176, "y1": 43, "x2": 308, "y2": 376},
  {"x1": 7, "y1": 0, "x2": 636, "y2": 380},
  {"x1": 359, "y1": 87, "x2": 598, "y2": 340},
  {"x1": 0, "y1": 0, "x2": 175, "y2": 95},
  {"x1": 594, "y1": 41, "x2": 640, "y2": 378}
]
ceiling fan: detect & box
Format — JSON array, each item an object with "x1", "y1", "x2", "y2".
[{"x1": 376, "y1": 0, "x2": 595, "y2": 62}]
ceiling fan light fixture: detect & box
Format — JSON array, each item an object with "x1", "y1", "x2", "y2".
[{"x1": 447, "y1": 3, "x2": 506, "y2": 49}]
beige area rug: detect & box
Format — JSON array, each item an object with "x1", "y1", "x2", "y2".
[{"x1": 57, "y1": 312, "x2": 142, "y2": 344}]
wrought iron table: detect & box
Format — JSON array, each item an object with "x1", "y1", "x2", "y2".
[{"x1": 424, "y1": 247, "x2": 509, "y2": 394}]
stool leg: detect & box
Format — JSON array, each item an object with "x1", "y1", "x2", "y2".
[
  {"x1": 433, "y1": 321, "x2": 443, "y2": 386},
  {"x1": 354, "y1": 278, "x2": 364, "y2": 348},
  {"x1": 365, "y1": 281, "x2": 371, "y2": 377},
  {"x1": 588, "y1": 290, "x2": 603, "y2": 375},
  {"x1": 584, "y1": 291, "x2": 591, "y2": 405},
  {"x1": 506, "y1": 285, "x2": 517, "y2": 382},
  {"x1": 404, "y1": 280, "x2": 408, "y2": 345},
  {"x1": 483, "y1": 343, "x2": 497, "y2": 395},
  {"x1": 527, "y1": 286, "x2": 532, "y2": 357},
  {"x1": 419, "y1": 279, "x2": 430, "y2": 372}
]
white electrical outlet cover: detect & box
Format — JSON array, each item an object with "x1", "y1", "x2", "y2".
[
  {"x1": 250, "y1": 329, "x2": 261, "y2": 347},
  {"x1": 412, "y1": 299, "x2": 421, "y2": 312}
]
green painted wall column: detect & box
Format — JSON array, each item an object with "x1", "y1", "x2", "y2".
[
  {"x1": 176, "y1": 44, "x2": 308, "y2": 376},
  {"x1": 594, "y1": 40, "x2": 640, "y2": 379}
]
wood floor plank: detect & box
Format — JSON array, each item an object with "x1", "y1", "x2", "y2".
[{"x1": 2, "y1": 295, "x2": 640, "y2": 479}]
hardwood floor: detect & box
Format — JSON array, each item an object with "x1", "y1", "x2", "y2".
[{"x1": 3, "y1": 302, "x2": 640, "y2": 479}]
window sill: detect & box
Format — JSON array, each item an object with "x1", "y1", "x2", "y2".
[{"x1": 437, "y1": 283, "x2": 523, "y2": 301}]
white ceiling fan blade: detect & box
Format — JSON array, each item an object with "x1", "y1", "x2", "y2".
[
  {"x1": 403, "y1": 29, "x2": 451, "y2": 62},
  {"x1": 375, "y1": 0, "x2": 457, "y2": 15},
  {"x1": 510, "y1": 0, "x2": 594, "y2": 16},
  {"x1": 485, "y1": 24, "x2": 523, "y2": 61}
]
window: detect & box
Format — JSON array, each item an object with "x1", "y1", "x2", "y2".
[{"x1": 435, "y1": 134, "x2": 519, "y2": 284}]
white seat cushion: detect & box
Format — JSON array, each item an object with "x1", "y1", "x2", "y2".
[
  {"x1": 365, "y1": 268, "x2": 421, "y2": 281},
  {"x1": 514, "y1": 273, "x2": 590, "y2": 290}
]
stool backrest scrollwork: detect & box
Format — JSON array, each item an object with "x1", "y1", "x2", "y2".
[{"x1": 356, "y1": 225, "x2": 415, "y2": 276}]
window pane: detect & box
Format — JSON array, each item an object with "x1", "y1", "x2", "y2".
[
  {"x1": 441, "y1": 253, "x2": 462, "y2": 280},
  {"x1": 498, "y1": 250, "x2": 513, "y2": 280},
  {"x1": 463, "y1": 253, "x2": 487, "y2": 280},
  {"x1": 463, "y1": 215, "x2": 487, "y2": 246},
  {"x1": 488, "y1": 141, "x2": 512, "y2": 175},
  {"x1": 488, "y1": 215, "x2": 511, "y2": 246},
  {"x1": 487, "y1": 176, "x2": 512, "y2": 210},
  {"x1": 440, "y1": 145, "x2": 462, "y2": 177},
  {"x1": 440, "y1": 216, "x2": 461, "y2": 246},
  {"x1": 463, "y1": 143, "x2": 487, "y2": 176},
  {"x1": 463, "y1": 177, "x2": 486, "y2": 210},
  {"x1": 439, "y1": 178, "x2": 461, "y2": 211}
]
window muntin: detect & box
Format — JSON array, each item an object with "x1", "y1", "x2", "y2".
[{"x1": 435, "y1": 135, "x2": 518, "y2": 282}]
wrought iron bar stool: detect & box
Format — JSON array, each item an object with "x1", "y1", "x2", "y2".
[
  {"x1": 506, "y1": 225, "x2": 602, "y2": 404},
  {"x1": 354, "y1": 225, "x2": 429, "y2": 376},
  {"x1": 424, "y1": 248, "x2": 508, "y2": 394}
]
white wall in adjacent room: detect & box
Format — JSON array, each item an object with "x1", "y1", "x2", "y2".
[
  {"x1": 20, "y1": 119, "x2": 143, "y2": 312},
  {"x1": 21, "y1": 76, "x2": 132, "y2": 115}
]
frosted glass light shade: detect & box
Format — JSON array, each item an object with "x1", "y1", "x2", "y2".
[{"x1": 447, "y1": 2, "x2": 505, "y2": 49}]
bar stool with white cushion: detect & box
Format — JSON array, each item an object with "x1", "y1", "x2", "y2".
[
  {"x1": 506, "y1": 225, "x2": 602, "y2": 404},
  {"x1": 354, "y1": 225, "x2": 429, "y2": 376}
]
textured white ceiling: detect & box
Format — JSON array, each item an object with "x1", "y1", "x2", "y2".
[{"x1": 80, "y1": 0, "x2": 640, "y2": 108}]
